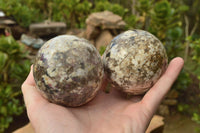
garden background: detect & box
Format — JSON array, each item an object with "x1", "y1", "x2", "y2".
[{"x1": 0, "y1": 0, "x2": 200, "y2": 132}]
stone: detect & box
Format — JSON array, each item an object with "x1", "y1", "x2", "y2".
[
  {"x1": 0, "y1": 11, "x2": 16, "y2": 26},
  {"x1": 86, "y1": 11, "x2": 126, "y2": 30},
  {"x1": 146, "y1": 115, "x2": 164, "y2": 133},
  {"x1": 95, "y1": 30, "x2": 113, "y2": 50},
  {"x1": 29, "y1": 22, "x2": 66, "y2": 37},
  {"x1": 0, "y1": 11, "x2": 5, "y2": 17},
  {"x1": 0, "y1": 19, "x2": 16, "y2": 25},
  {"x1": 76, "y1": 30, "x2": 86, "y2": 38},
  {"x1": 102, "y1": 30, "x2": 168, "y2": 95},
  {"x1": 110, "y1": 29, "x2": 123, "y2": 36},
  {"x1": 158, "y1": 105, "x2": 170, "y2": 116},
  {"x1": 85, "y1": 24, "x2": 101, "y2": 40},
  {"x1": 20, "y1": 34, "x2": 45, "y2": 49},
  {"x1": 66, "y1": 29, "x2": 86, "y2": 38},
  {"x1": 163, "y1": 99, "x2": 177, "y2": 106},
  {"x1": 166, "y1": 89, "x2": 179, "y2": 99},
  {"x1": 33, "y1": 35, "x2": 104, "y2": 107}
]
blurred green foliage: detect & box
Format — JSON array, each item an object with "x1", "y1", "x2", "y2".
[
  {"x1": 192, "y1": 112, "x2": 200, "y2": 124},
  {"x1": 0, "y1": 0, "x2": 128, "y2": 28},
  {"x1": 93, "y1": 0, "x2": 128, "y2": 17},
  {"x1": 150, "y1": 1, "x2": 181, "y2": 41},
  {"x1": 51, "y1": 0, "x2": 92, "y2": 28},
  {"x1": 0, "y1": 36, "x2": 31, "y2": 132},
  {"x1": 190, "y1": 38, "x2": 200, "y2": 64},
  {"x1": 192, "y1": 105, "x2": 200, "y2": 132},
  {"x1": 189, "y1": 38, "x2": 200, "y2": 87},
  {"x1": 99, "y1": 46, "x2": 106, "y2": 56},
  {"x1": 0, "y1": 0, "x2": 42, "y2": 27},
  {"x1": 0, "y1": 0, "x2": 129, "y2": 28}
]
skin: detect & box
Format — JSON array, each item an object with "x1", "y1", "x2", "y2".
[{"x1": 21, "y1": 57, "x2": 184, "y2": 133}]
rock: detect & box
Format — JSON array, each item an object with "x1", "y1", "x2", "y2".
[
  {"x1": 20, "y1": 34, "x2": 45, "y2": 49},
  {"x1": 66, "y1": 28, "x2": 85, "y2": 38},
  {"x1": 102, "y1": 30, "x2": 168, "y2": 95},
  {"x1": 146, "y1": 115, "x2": 164, "y2": 133},
  {"x1": 85, "y1": 11, "x2": 126, "y2": 48},
  {"x1": 77, "y1": 31, "x2": 86, "y2": 38},
  {"x1": 86, "y1": 11, "x2": 126, "y2": 30},
  {"x1": 0, "y1": 11, "x2": 5, "y2": 17},
  {"x1": 33, "y1": 35, "x2": 104, "y2": 107},
  {"x1": 0, "y1": 19, "x2": 16, "y2": 25},
  {"x1": 166, "y1": 89, "x2": 179, "y2": 99},
  {"x1": 95, "y1": 30, "x2": 113, "y2": 50},
  {"x1": 110, "y1": 29, "x2": 123, "y2": 36},
  {"x1": 85, "y1": 24, "x2": 101, "y2": 40},
  {"x1": 0, "y1": 16, "x2": 16, "y2": 35},
  {"x1": 29, "y1": 21, "x2": 66, "y2": 37},
  {"x1": 158, "y1": 105, "x2": 170, "y2": 116},
  {"x1": 0, "y1": 11, "x2": 16, "y2": 36},
  {"x1": 163, "y1": 99, "x2": 177, "y2": 106},
  {"x1": 0, "y1": 12, "x2": 16, "y2": 25}
]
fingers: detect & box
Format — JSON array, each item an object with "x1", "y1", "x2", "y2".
[
  {"x1": 21, "y1": 65, "x2": 48, "y2": 113},
  {"x1": 23, "y1": 65, "x2": 36, "y2": 86},
  {"x1": 140, "y1": 57, "x2": 184, "y2": 116}
]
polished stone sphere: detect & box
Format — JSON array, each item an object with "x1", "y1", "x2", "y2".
[
  {"x1": 103, "y1": 30, "x2": 168, "y2": 95},
  {"x1": 33, "y1": 35, "x2": 104, "y2": 107}
]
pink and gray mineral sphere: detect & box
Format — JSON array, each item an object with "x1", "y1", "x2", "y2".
[
  {"x1": 33, "y1": 35, "x2": 104, "y2": 107},
  {"x1": 103, "y1": 30, "x2": 168, "y2": 95}
]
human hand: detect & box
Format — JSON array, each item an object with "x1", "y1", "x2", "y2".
[{"x1": 21, "y1": 57, "x2": 184, "y2": 133}]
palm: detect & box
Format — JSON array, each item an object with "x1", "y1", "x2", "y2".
[
  {"x1": 69, "y1": 88, "x2": 147, "y2": 133},
  {"x1": 32, "y1": 88, "x2": 148, "y2": 133},
  {"x1": 22, "y1": 57, "x2": 184, "y2": 133}
]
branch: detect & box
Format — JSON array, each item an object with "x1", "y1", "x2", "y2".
[
  {"x1": 184, "y1": 15, "x2": 189, "y2": 37},
  {"x1": 190, "y1": 16, "x2": 199, "y2": 36},
  {"x1": 184, "y1": 15, "x2": 189, "y2": 62}
]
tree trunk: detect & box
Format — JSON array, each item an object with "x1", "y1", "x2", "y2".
[{"x1": 131, "y1": 0, "x2": 139, "y2": 16}]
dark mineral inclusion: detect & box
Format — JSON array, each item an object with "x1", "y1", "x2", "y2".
[
  {"x1": 103, "y1": 30, "x2": 168, "y2": 95},
  {"x1": 33, "y1": 35, "x2": 104, "y2": 107}
]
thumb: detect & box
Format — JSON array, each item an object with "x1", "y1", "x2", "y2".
[{"x1": 21, "y1": 65, "x2": 48, "y2": 113}]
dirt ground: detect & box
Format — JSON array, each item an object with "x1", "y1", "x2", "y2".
[{"x1": 164, "y1": 113, "x2": 200, "y2": 133}]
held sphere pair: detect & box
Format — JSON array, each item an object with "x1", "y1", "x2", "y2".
[{"x1": 33, "y1": 30, "x2": 168, "y2": 107}]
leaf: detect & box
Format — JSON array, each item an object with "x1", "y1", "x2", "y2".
[
  {"x1": 0, "y1": 52, "x2": 8, "y2": 71},
  {"x1": 192, "y1": 113, "x2": 200, "y2": 124},
  {"x1": 0, "y1": 106, "x2": 7, "y2": 116},
  {"x1": 178, "y1": 5, "x2": 189, "y2": 12},
  {"x1": 0, "y1": 35, "x2": 30, "y2": 132},
  {"x1": 5, "y1": 85, "x2": 12, "y2": 97},
  {"x1": 167, "y1": 27, "x2": 183, "y2": 40}
]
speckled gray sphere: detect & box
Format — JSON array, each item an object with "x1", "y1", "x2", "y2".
[
  {"x1": 33, "y1": 35, "x2": 104, "y2": 107},
  {"x1": 103, "y1": 30, "x2": 168, "y2": 95}
]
